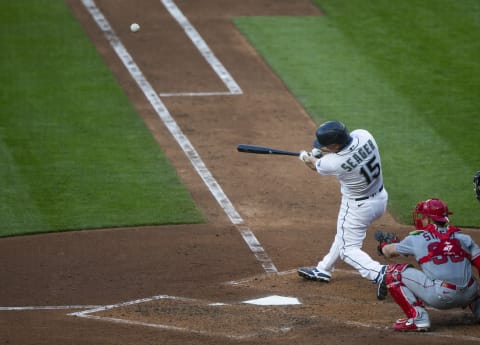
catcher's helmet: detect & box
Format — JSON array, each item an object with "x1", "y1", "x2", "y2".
[
  {"x1": 413, "y1": 198, "x2": 452, "y2": 229},
  {"x1": 314, "y1": 121, "x2": 351, "y2": 149}
]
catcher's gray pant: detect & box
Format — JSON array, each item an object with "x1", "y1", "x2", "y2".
[{"x1": 401, "y1": 267, "x2": 479, "y2": 310}]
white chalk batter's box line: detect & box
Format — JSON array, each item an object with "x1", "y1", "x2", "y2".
[
  {"x1": 67, "y1": 295, "x2": 282, "y2": 340},
  {"x1": 2, "y1": 269, "x2": 479, "y2": 341},
  {"x1": 67, "y1": 293, "x2": 374, "y2": 340},
  {"x1": 159, "y1": 91, "x2": 239, "y2": 97},
  {"x1": 69, "y1": 289, "x2": 480, "y2": 342}
]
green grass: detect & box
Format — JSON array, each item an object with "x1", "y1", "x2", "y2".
[
  {"x1": 2, "y1": 1, "x2": 478, "y2": 237},
  {"x1": 0, "y1": 1, "x2": 204, "y2": 236},
  {"x1": 234, "y1": 0, "x2": 480, "y2": 227}
]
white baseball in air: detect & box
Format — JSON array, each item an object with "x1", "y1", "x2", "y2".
[{"x1": 130, "y1": 23, "x2": 140, "y2": 33}]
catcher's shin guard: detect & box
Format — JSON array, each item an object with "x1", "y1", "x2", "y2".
[{"x1": 385, "y1": 264, "x2": 423, "y2": 319}]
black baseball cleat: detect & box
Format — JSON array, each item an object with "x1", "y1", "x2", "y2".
[
  {"x1": 297, "y1": 267, "x2": 331, "y2": 282},
  {"x1": 376, "y1": 265, "x2": 388, "y2": 300}
]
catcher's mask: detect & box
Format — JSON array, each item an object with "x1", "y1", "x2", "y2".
[
  {"x1": 474, "y1": 171, "x2": 480, "y2": 201},
  {"x1": 413, "y1": 198, "x2": 452, "y2": 229}
]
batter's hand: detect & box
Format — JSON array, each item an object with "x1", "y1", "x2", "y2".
[
  {"x1": 299, "y1": 150, "x2": 311, "y2": 160},
  {"x1": 299, "y1": 150, "x2": 316, "y2": 170},
  {"x1": 311, "y1": 148, "x2": 323, "y2": 158}
]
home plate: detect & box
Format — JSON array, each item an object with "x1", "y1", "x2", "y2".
[{"x1": 242, "y1": 295, "x2": 301, "y2": 305}]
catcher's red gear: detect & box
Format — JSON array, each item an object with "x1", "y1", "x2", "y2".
[
  {"x1": 385, "y1": 264, "x2": 424, "y2": 319},
  {"x1": 417, "y1": 224, "x2": 470, "y2": 264},
  {"x1": 473, "y1": 256, "x2": 480, "y2": 273},
  {"x1": 413, "y1": 198, "x2": 452, "y2": 229}
]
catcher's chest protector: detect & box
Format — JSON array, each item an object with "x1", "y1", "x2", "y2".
[{"x1": 417, "y1": 225, "x2": 470, "y2": 264}]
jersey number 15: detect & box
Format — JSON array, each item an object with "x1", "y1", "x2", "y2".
[{"x1": 359, "y1": 156, "x2": 380, "y2": 185}]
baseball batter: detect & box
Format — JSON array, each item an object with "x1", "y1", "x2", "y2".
[
  {"x1": 297, "y1": 121, "x2": 388, "y2": 298},
  {"x1": 378, "y1": 198, "x2": 480, "y2": 331}
]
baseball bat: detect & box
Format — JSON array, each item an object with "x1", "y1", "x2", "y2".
[{"x1": 237, "y1": 144, "x2": 300, "y2": 156}]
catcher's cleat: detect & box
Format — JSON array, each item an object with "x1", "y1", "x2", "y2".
[
  {"x1": 375, "y1": 265, "x2": 388, "y2": 300},
  {"x1": 393, "y1": 318, "x2": 430, "y2": 332},
  {"x1": 297, "y1": 267, "x2": 331, "y2": 282}
]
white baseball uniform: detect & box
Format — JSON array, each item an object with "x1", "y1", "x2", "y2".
[{"x1": 314, "y1": 129, "x2": 388, "y2": 281}]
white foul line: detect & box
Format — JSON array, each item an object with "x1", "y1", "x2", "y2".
[
  {"x1": 159, "y1": 0, "x2": 242, "y2": 96},
  {"x1": 0, "y1": 305, "x2": 102, "y2": 311},
  {"x1": 81, "y1": 0, "x2": 277, "y2": 274}
]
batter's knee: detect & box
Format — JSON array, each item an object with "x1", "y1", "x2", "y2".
[{"x1": 338, "y1": 245, "x2": 362, "y2": 260}]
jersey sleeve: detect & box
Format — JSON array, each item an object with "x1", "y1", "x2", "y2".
[
  {"x1": 394, "y1": 236, "x2": 416, "y2": 256},
  {"x1": 461, "y1": 234, "x2": 480, "y2": 261},
  {"x1": 315, "y1": 154, "x2": 337, "y2": 176}
]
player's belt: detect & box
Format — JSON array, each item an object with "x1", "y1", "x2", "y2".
[
  {"x1": 440, "y1": 277, "x2": 475, "y2": 290},
  {"x1": 354, "y1": 185, "x2": 384, "y2": 201}
]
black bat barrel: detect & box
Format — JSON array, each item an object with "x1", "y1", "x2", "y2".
[{"x1": 237, "y1": 144, "x2": 299, "y2": 156}]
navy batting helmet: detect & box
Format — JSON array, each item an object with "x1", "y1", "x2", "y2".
[{"x1": 314, "y1": 121, "x2": 351, "y2": 149}]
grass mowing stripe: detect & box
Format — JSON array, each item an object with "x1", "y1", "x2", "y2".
[
  {"x1": 0, "y1": 1, "x2": 204, "y2": 236},
  {"x1": 313, "y1": 0, "x2": 480, "y2": 226},
  {"x1": 0, "y1": 134, "x2": 47, "y2": 234},
  {"x1": 234, "y1": 1, "x2": 480, "y2": 226}
]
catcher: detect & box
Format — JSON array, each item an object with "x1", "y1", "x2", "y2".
[{"x1": 375, "y1": 198, "x2": 480, "y2": 332}]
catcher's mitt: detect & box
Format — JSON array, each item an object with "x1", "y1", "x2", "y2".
[
  {"x1": 374, "y1": 231, "x2": 399, "y2": 256},
  {"x1": 474, "y1": 171, "x2": 480, "y2": 201}
]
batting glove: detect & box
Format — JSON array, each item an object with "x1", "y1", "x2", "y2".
[
  {"x1": 311, "y1": 148, "x2": 323, "y2": 158},
  {"x1": 299, "y1": 150, "x2": 312, "y2": 161}
]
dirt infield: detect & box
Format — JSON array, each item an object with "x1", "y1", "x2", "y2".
[{"x1": 1, "y1": 1, "x2": 479, "y2": 344}]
